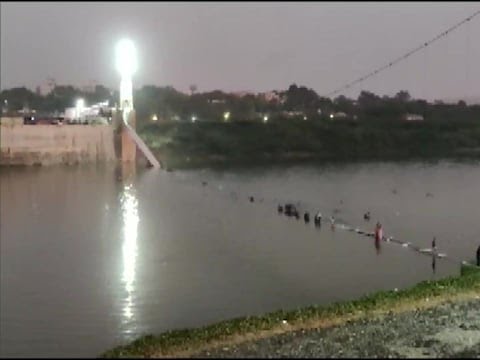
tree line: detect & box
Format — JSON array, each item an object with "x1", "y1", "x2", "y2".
[{"x1": 1, "y1": 84, "x2": 479, "y2": 129}]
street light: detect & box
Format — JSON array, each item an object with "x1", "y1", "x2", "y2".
[
  {"x1": 191, "y1": 115, "x2": 197, "y2": 123},
  {"x1": 115, "y1": 38, "x2": 138, "y2": 120},
  {"x1": 263, "y1": 115, "x2": 268, "y2": 123},
  {"x1": 76, "y1": 98, "x2": 85, "y2": 121},
  {"x1": 223, "y1": 112, "x2": 230, "y2": 121}
]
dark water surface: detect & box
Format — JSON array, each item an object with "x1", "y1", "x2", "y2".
[{"x1": 1, "y1": 160, "x2": 479, "y2": 357}]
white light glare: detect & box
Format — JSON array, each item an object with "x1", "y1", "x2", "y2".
[
  {"x1": 330, "y1": 114, "x2": 334, "y2": 119},
  {"x1": 152, "y1": 114, "x2": 158, "y2": 121},
  {"x1": 263, "y1": 115, "x2": 268, "y2": 123},
  {"x1": 224, "y1": 112, "x2": 230, "y2": 120},
  {"x1": 76, "y1": 98, "x2": 85, "y2": 109},
  {"x1": 191, "y1": 116, "x2": 197, "y2": 123},
  {"x1": 115, "y1": 39, "x2": 138, "y2": 78}
]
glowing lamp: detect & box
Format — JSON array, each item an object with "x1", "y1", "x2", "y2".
[
  {"x1": 115, "y1": 39, "x2": 137, "y2": 116},
  {"x1": 115, "y1": 39, "x2": 138, "y2": 78}
]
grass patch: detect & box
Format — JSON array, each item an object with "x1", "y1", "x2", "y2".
[
  {"x1": 461, "y1": 260, "x2": 480, "y2": 276},
  {"x1": 101, "y1": 267, "x2": 479, "y2": 358}
]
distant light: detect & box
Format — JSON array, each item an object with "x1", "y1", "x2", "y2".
[
  {"x1": 191, "y1": 115, "x2": 197, "y2": 123},
  {"x1": 303, "y1": 116, "x2": 307, "y2": 120},
  {"x1": 115, "y1": 39, "x2": 138, "y2": 78},
  {"x1": 152, "y1": 114, "x2": 158, "y2": 121},
  {"x1": 330, "y1": 114, "x2": 334, "y2": 119},
  {"x1": 76, "y1": 98, "x2": 85, "y2": 120},
  {"x1": 263, "y1": 115, "x2": 268, "y2": 123},
  {"x1": 76, "y1": 98, "x2": 85, "y2": 109},
  {"x1": 224, "y1": 111, "x2": 230, "y2": 121}
]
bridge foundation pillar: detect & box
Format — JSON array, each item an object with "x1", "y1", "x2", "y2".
[{"x1": 119, "y1": 110, "x2": 136, "y2": 163}]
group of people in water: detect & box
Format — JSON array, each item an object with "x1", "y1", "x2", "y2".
[
  {"x1": 247, "y1": 194, "x2": 480, "y2": 268},
  {"x1": 277, "y1": 203, "x2": 336, "y2": 229}
]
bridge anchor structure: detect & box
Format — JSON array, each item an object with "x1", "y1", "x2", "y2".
[{"x1": 113, "y1": 108, "x2": 161, "y2": 168}]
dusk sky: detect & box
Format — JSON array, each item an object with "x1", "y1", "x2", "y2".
[{"x1": 1, "y1": 2, "x2": 479, "y2": 101}]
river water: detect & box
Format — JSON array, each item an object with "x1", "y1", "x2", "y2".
[{"x1": 1, "y1": 160, "x2": 479, "y2": 357}]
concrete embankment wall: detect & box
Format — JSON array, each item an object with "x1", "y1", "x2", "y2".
[{"x1": 0, "y1": 124, "x2": 117, "y2": 166}]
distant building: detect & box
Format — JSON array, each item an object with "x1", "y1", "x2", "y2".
[
  {"x1": 402, "y1": 113, "x2": 424, "y2": 121},
  {"x1": 0, "y1": 116, "x2": 23, "y2": 126},
  {"x1": 281, "y1": 110, "x2": 304, "y2": 118},
  {"x1": 231, "y1": 91, "x2": 254, "y2": 98},
  {"x1": 329, "y1": 112, "x2": 348, "y2": 119},
  {"x1": 208, "y1": 99, "x2": 226, "y2": 104}
]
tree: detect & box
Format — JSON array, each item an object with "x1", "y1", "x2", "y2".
[
  {"x1": 394, "y1": 90, "x2": 411, "y2": 103},
  {"x1": 333, "y1": 95, "x2": 355, "y2": 113},
  {"x1": 0, "y1": 87, "x2": 39, "y2": 111},
  {"x1": 284, "y1": 84, "x2": 319, "y2": 112}
]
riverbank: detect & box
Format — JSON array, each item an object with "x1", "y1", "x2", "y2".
[
  {"x1": 193, "y1": 296, "x2": 480, "y2": 358},
  {"x1": 101, "y1": 264, "x2": 480, "y2": 358},
  {"x1": 152, "y1": 148, "x2": 480, "y2": 171},
  {"x1": 139, "y1": 120, "x2": 480, "y2": 170}
]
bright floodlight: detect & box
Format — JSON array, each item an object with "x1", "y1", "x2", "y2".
[
  {"x1": 224, "y1": 112, "x2": 230, "y2": 121},
  {"x1": 76, "y1": 98, "x2": 85, "y2": 121},
  {"x1": 115, "y1": 38, "x2": 137, "y2": 116},
  {"x1": 115, "y1": 39, "x2": 138, "y2": 78},
  {"x1": 191, "y1": 115, "x2": 197, "y2": 123},
  {"x1": 263, "y1": 115, "x2": 268, "y2": 123}
]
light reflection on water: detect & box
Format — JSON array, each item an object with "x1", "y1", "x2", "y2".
[
  {"x1": 121, "y1": 184, "x2": 138, "y2": 322},
  {"x1": 119, "y1": 166, "x2": 139, "y2": 328}
]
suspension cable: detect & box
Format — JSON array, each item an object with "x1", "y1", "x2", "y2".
[{"x1": 324, "y1": 9, "x2": 480, "y2": 98}]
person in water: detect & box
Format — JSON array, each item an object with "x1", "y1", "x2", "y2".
[
  {"x1": 329, "y1": 216, "x2": 336, "y2": 230},
  {"x1": 304, "y1": 212, "x2": 310, "y2": 223},
  {"x1": 375, "y1": 222, "x2": 383, "y2": 242},
  {"x1": 477, "y1": 245, "x2": 480, "y2": 266}
]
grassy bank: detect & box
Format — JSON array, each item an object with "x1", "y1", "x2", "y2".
[
  {"x1": 101, "y1": 264, "x2": 479, "y2": 358},
  {"x1": 139, "y1": 119, "x2": 480, "y2": 170}
]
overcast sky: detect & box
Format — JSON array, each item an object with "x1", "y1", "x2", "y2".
[{"x1": 1, "y1": 2, "x2": 479, "y2": 101}]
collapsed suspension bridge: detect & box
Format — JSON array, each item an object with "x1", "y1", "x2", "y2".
[{"x1": 324, "y1": 9, "x2": 480, "y2": 98}]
